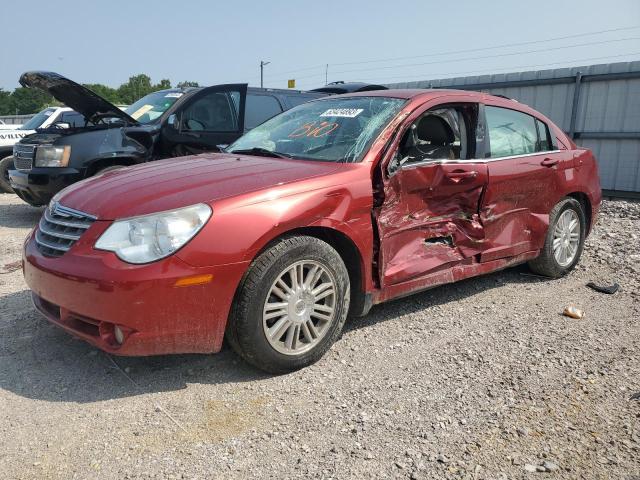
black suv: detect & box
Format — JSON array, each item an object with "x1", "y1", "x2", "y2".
[{"x1": 9, "y1": 72, "x2": 330, "y2": 206}]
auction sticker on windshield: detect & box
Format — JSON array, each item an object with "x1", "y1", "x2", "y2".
[
  {"x1": 320, "y1": 108, "x2": 364, "y2": 118},
  {"x1": 130, "y1": 104, "x2": 154, "y2": 120}
]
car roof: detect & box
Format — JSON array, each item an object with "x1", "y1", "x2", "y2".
[{"x1": 334, "y1": 88, "x2": 529, "y2": 105}]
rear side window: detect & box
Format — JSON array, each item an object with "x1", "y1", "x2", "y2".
[
  {"x1": 245, "y1": 94, "x2": 282, "y2": 129},
  {"x1": 535, "y1": 118, "x2": 553, "y2": 151},
  {"x1": 60, "y1": 112, "x2": 88, "y2": 128},
  {"x1": 486, "y1": 106, "x2": 537, "y2": 158}
]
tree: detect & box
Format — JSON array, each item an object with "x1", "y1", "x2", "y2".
[
  {"x1": 83, "y1": 83, "x2": 121, "y2": 104},
  {"x1": 177, "y1": 81, "x2": 199, "y2": 88},
  {"x1": 155, "y1": 79, "x2": 171, "y2": 90},
  {"x1": 117, "y1": 74, "x2": 154, "y2": 104},
  {"x1": 7, "y1": 87, "x2": 57, "y2": 115},
  {"x1": 0, "y1": 89, "x2": 11, "y2": 115}
]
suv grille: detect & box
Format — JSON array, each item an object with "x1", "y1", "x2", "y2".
[
  {"x1": 13, "y1": 144, "x2": 36, "y2": 171},
  {"x1": 36, "y1": 202, "x2": 96, "y2": 257}
]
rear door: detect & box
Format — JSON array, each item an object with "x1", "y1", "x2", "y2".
[
  {"x1": 376, "y1": 101, "x2": 489, "y2": 287},
  {"x1": 161, "y1": 84, "x2": 247, "y2": 157},
  {"x1": 479, "y1": 103, "x2": 567, "y2": 261}
]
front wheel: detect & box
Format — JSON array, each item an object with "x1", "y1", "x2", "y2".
[
  {"x1": 528, "y1": 197, "x2": 586, "y2": 278},
  {"x1": 227, "y1": 236, "x2": 350, "y2": 373},
  {"x1": 0, "y1": 155, "x2": 15, "y2": 193}
]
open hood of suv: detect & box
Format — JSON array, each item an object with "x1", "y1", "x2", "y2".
[{"x1": 19, "y1": 71, "x2": 139, "y2": 125}]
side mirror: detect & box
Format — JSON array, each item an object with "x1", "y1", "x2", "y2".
[
  {"x1": 54, "y1": 122, "x2": 71, "y2": 129},
  {"x1": 166, "y1": 114, "x2": 179, "y2": 130},
  {"x1": 216, "y1": 144, "x2": 229, "y2": 152}
]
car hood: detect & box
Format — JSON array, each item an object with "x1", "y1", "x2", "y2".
[
  {"x1": 56, "y1": 153, "x2": 344, "y2": 220},
  {"x1": 19, "y1": 71, "x2": 138, "y2": 125}
]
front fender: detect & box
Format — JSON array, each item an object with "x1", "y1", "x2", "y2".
[{"x1": 176, "y1": 171, "x2": 375, "y2": 289}]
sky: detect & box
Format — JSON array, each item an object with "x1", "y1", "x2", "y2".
[{"x1": 2, "y1": 0, "x2": 639, "y2": 91}]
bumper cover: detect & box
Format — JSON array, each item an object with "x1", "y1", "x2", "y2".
[
  {"x1": 9, "y1": 167, "x2": 83, "y2": 206},
  {"x1": 23, "y1": 229, "x2": 248, "y2": 356}
]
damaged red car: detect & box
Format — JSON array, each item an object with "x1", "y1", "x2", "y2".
[{"x1": 23, "y1": 89, "x2": 601, "y2": 373}]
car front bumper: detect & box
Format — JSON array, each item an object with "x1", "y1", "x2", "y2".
[
  {"x1": 23, "y1": 227, "x2": 248, "y2": 356},
  {"x1": 9, "y1": 167, "x2": 83, "y2": 206}
]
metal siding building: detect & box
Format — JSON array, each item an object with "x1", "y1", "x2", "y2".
[{"x1": 386, "y1": 61, "x2": 640, "y2": 196}]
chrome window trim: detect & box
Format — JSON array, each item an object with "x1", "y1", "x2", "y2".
[{"x1": 400, "y1": 149, "x2": 562, "y2": 170}]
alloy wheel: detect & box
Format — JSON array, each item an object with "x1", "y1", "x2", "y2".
[
  {"x1": 262, "y1": 260, "x2": 336, "y2": 356},
  {"x1": 552, "y1": 209, "x2": 581, "y2": 267}
]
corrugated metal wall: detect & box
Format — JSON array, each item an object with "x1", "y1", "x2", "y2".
[{"x1": 386, "y1": 61, "x2": 640, "y2": 195}]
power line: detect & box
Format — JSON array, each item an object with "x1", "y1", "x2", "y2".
[
  {"x1": 269, "y1": 36, "x2": 640, "y2": 82},
  {"x1": 268, "y1": 25, "x2": 640, "y2": 77},
  {"x1": 361, "y1": 52, "x2": 640, "y2": 84}
]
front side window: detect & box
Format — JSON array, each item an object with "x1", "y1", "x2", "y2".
[
  {"x1": 245, "y1": 94, "x2": 282, "y2": 129},
  {"x1": 398, "y1": 104, "x2": 477, "y2": 163},
  {"x1": 228, "y1": 96, "x2": 406, "y2": 163},
  {"x1": 486, "y1": 106, "x2": 538, "y2": 158},
  {"x1": 125, "y1": 91, "x2": 183, "y2": 124},
  {"x1": 181, "y1": 91, "x2": 239, "y2": 132}
]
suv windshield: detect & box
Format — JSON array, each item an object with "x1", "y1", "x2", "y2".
[
  {"x1": 228, "y1": 96, "x2": 406, "y2": 162},
  {"x1": 20, "y1": 108, "x2": 57, "y2": 130},
  {"x1": 125, "y1": 91, "x2": 184, "y2": 124}
]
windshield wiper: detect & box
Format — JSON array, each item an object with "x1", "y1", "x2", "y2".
[{"x1": 228, "y1": 147, "x2": 292, "y2": 159}]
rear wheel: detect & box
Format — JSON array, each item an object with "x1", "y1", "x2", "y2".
[
  {"x1": 528, "y1": 197, "x2": 586, "y2": 278},
  {"x1": 227, "y1": 236, "x2": 350, "y2": 373},
  {"x1": 0, "y1": 155, "x2": 15, "y2": 193}
]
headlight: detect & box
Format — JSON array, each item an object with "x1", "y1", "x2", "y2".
[
  {"x1": 95, "y1": 204, "x2": 212, "y2": 264},
  {"x1": 35, "y1": 145, "x2": 71, "y2": 167}
]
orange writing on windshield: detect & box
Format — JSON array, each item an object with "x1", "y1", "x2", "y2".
[{"x1": 289, "y1": 121, "x2": 339, "y2": 138}]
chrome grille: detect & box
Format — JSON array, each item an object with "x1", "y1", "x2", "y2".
[
  {"x1": 13, "y1": 144, "x2": 36, "y2": 171},
  {"x1": 36, "y1": 202, "x2": 96, "y2": 257}
]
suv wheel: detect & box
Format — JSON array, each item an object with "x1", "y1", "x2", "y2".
[
  {"x1": 0, "y1": 155, "x2": 15, "y2": 193},
  {"x1": 227, "y1": 236, "x2": 350, "y2": 373}
]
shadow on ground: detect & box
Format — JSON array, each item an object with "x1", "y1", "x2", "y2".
[{"x1": 0, "y1": 265, "x2": 550, "y2": 404}]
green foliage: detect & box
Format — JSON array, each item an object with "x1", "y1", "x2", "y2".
[
  {"x1": 0, "y1": 87, "x2": 58, "y2": 115},
  {"x1": 0, "y1": 74, "x2": 200, "y2": 114},
  {"x1": 83, "y1": 83, "x2": 120, "y2": 104},
  {"x1": 177, "y1": 81, "x2": 199, "y2": 88},
  {"x1": 0, "y1": 89, "x2": 10, "y2": 115}
]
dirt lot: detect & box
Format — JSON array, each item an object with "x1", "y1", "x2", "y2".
[{"x1": 0, "y1": 193, "x2": 638, "y2": 480}]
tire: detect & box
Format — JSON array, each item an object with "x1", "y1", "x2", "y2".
[
  {"x1": 95, "y1": 164, "x2": 126, "y2": 175},
  {"x1": 227, "y1": 235, "x2": 350, "y2": 374},
  {"x1": 0, "y1": 155, "x2": 15, "y2": 194},
  {"x1": 528, "y1": 197, "x2": 586, "y2": 278}
]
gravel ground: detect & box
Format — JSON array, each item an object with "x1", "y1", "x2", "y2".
[{"x1": 0, "y1": 193, "x2": 638, "y2": 480}]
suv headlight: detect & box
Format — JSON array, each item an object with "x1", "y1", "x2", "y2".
[
  {"x1": 95, "y1": 204, "x2": 212, "y2": 264},
  {"x1": 35, "y1": 145, "x2": 71, "y2": 167}
]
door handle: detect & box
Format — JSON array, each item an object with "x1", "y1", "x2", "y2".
[
  {"x1": 446, "y1": 170, "x2": 478, "y2": 183},
  {"x1": 541, "y1": 157, "x2": 559, "y2": 167}
]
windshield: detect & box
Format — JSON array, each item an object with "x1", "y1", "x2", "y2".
[
  {"x1": 228, "y1": 96, "x2": 406, "y2": 163},
  {"x1": 124, "y1": 91, "x2": 184, "y2": 124},
  {"x1": 21, "y1": 108, "x2": 57, "y2": 130}
]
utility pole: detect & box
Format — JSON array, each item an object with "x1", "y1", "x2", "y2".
[
  {"x1": 260, "y1": 60, "x2": 270, "y2": 88},
  {"x1": 325, "y1": 64, "x2": 329, "y2": 85}
]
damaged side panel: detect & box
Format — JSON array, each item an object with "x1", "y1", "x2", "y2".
[{"x1": 375, "y1": 162, "x2": 488, "y2": 287}]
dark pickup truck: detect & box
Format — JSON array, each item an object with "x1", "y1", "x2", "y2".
[{"x1": 10, "y1": 72, "x2": 385, "y2": 206}]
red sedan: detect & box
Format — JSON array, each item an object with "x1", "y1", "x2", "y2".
[{"x1": 23, "y1": 89, "x2": 601, "y2": 373}]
